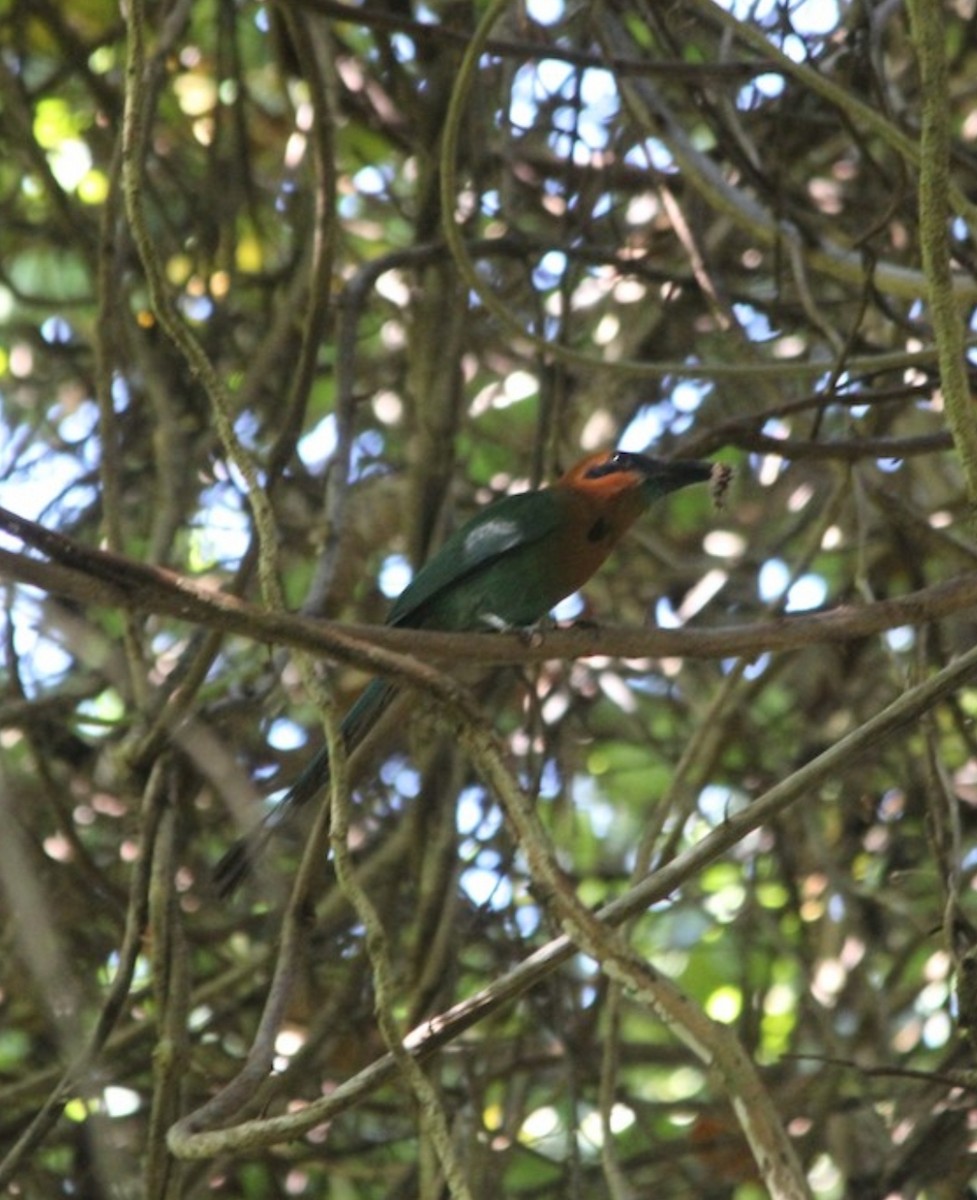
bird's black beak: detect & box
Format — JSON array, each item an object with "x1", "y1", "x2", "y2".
[{"x1": 621, "y1": 451, "x2": 717, "y2": 499}]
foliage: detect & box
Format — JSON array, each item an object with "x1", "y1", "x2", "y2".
[{"x1": 1, "y1": 0, "x2": 977, "y2": 1196}]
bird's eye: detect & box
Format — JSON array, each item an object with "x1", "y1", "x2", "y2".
[{"x1": 584, "y1": 452, "x2": 629, "y2": 480}]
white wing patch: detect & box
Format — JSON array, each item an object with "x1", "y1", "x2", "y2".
[{"x1": 463, "y1": 515, "x2": 522, "y2": 561}]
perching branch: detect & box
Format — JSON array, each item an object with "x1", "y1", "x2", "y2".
[{"x1": 3, "y1": 513, "x2": 977, "y2": 672}]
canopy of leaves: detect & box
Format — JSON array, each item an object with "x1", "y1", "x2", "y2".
[{"x1": 2, "y1": 0, "x2": 977, "y2": 1196}]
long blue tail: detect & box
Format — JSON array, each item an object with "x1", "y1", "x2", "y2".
[
  {"x1": 276, "y1": 678, "x2": 397, "y2": 809},
  {"x1": 214, "y1": 678, "x2": 398, "y2": 894}
]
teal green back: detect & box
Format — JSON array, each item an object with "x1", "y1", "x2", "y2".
[{"x1": 387, "y1": 490, "x2": 566, "y2": 631}]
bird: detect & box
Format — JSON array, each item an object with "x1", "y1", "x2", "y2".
[{"x1": 215, "y1": 448, "x2": 724, "y2": 894}]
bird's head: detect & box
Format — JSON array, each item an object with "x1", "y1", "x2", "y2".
[{"x1": 559, "y1": 449, "x2": 716, "y2": 505}]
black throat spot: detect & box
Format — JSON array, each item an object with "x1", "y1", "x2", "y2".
[{"x1": 588, "y1": 516, "x2": 611, "y2": 543}]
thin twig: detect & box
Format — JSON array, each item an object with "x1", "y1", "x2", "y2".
[
  {"x1": 167, "y1": 636, "x2": 977, "y2": 1160},
  {"x1": 906, "y1": 0, "x2": 977, "y2": 513}
]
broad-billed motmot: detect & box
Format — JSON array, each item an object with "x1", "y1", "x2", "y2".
[{"x1": 216, "y1": 449, "x2": 727, "y2": 893}]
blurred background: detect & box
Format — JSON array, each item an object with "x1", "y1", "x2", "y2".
[{"x1": 1, "y1": 0, "x2": 977, "y2": 1195}]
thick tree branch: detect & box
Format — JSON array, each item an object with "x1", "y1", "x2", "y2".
[{"x1": 2, "y1": 505, "x2": 977, "y2": 670}]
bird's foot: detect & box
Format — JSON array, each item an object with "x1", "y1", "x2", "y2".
[{"x1": 478, "y1": 612, "x2": 556, "y2": 648}]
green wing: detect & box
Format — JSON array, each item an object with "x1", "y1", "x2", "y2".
[{"x1": 386, "y1": 489, "x2": 563, "y2": 629}]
